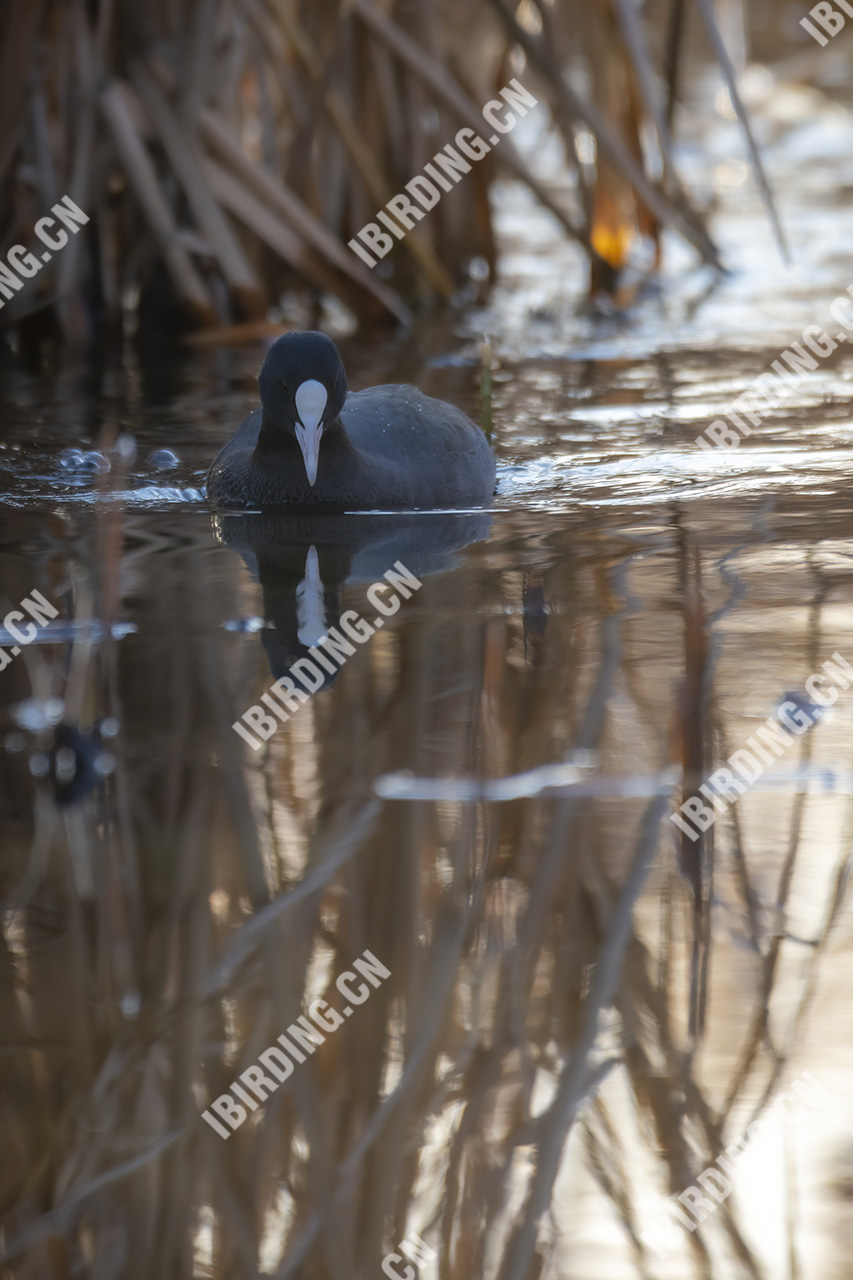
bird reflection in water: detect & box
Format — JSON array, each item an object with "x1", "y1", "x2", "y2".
[{"x1": 212, "y1": 509, "x2": 493, "y2": 688}]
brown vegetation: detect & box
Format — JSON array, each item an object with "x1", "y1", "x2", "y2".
[{"x1": 0, "y1": 0, "x2": 777, "y2": 349}]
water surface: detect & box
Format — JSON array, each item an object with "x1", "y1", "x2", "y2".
[{"x1": 1, "y1": 70, "x2": 853, "y2": 1280}]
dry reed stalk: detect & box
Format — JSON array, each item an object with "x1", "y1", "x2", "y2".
[
  {"x1": 99, "y1": 81, "x2": 217, "y2": 324},
  {"x1": 0, "y1": 0, "x2": 46, "y2": 191},
  {"x1": 196, "y1": 106, "x2": 414, "y2": 323},
  {"x1": 201, "y1": 154, "x2": 347, "y2": 295},
  {"x1": 132, "y1": 63, "x2": 266, "y2": 318}
]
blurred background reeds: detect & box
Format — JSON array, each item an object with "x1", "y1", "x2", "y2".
[{"x1": 0, "y1": 0, "x2": 795, "y2": 353}]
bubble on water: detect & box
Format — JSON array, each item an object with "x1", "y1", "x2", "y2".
[
  {"x1": 55, "y1": 746, "x2": 78, "y2": 782},
  {"x1": 29, "y1": 751, "x2": 50, "y2": 778},
  {"x1": 45, "y1": 697, "x2": 64, "y2": 724},
  {"x1": 94, "y1": 750, "x2": 116, "y2": 776},
  {"x1": 60, "y1": 448, "x2": 110, "y2": 475},
  {"x1": 80, "y1": 451, "x2": 110, "y2": 474},
  {"x1": 100, "y1": 716, "x2": 120, "y2": 738},
  {"x1": 12, "y1": 696, "x2": 65, "y2": 731},
  {"x1": 149, "y1": 448, "x2": 180, "y2": 471},
  {"x1": 4, "y1": 731, "x2": 26, "y2": 752}
]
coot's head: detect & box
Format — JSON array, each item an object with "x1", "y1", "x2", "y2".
[{"x1": 258, "y1": 331, "x2": 348, "y2": 485}]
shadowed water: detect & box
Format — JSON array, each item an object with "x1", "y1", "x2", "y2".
[{"x1": 1, "y1": 73, "x2": 853, "y2": 1280}]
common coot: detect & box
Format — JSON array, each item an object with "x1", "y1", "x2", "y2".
[{"x1": 207, "y1": 331, "x2": 496, "y2": 509}]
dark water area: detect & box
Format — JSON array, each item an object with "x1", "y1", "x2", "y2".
[{"x1": 2, "y1": 72, "x2": 853, "y2": 1280}]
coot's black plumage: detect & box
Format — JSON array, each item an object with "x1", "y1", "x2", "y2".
[{"x1": 207, "y1": 331, "x2": 495, "y2": 509}]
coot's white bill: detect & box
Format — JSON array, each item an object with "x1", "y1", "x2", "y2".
[{"x1": 294, "y1": 380, "x2": 328, "y2": 486}]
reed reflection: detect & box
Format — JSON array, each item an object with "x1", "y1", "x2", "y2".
[{"x1": 1, "y1": 497, "x2": 852, "y2": 1280}]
